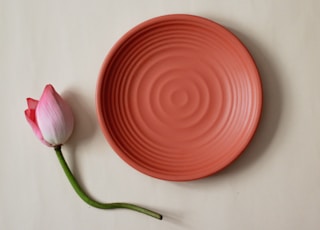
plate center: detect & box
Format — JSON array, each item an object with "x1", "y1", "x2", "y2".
[{"x1": 171, "y1": 89, "x2": 188, "y2": 107}]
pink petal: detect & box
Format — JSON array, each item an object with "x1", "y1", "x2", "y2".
[
  {"x1": 27, "y1": 97, "x2": 38, "y2": 110},
  {"x1": 25, "y1": 98, "x2": 51, "y2": 146},
  {"x1": 36, "y1": 84, "x2": 74, "y2": 146}
]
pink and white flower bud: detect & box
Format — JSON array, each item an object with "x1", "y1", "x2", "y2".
[{"x1": 25, "y1": 84, "x2": 74, "y2": 147}]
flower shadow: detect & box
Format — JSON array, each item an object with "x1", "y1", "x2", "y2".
[
  {"x1": 61, "y1": 89, "x2": 98, "y2": 192},
  {"x1": 62, "y1": 90, "x2": 98, "y2": 147}
]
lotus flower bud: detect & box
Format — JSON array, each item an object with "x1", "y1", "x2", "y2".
[{"x1": 25, "y1": 84, "x2": 74, "y2": 147}]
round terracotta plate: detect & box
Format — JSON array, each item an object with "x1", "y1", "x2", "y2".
[{"x1": 96, "y1": 14, "x2": 262, "y2": 181}]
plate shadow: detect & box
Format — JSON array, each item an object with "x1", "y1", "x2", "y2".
[
  {"x1": 217, "y1": 28, "x2": 283, "y2": 178},
  {"x1": 181, "y1": 26, "x2": 284, "y2": 186}
]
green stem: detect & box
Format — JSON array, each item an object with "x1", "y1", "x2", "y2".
[{"x1": 54, "y1": 146, "x2": 162, "y2": 220}]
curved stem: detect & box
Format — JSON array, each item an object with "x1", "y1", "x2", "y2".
[{"x1": 54, "y1": 146, "x2": 162, "y2": 220}]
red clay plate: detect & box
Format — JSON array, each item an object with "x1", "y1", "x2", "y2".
[{"x1": 96, "y1": 14, "x2": 262, "y2": 181}]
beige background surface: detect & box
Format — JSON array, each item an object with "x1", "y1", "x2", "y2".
[{"x1": 1, "y1": 0, "x2": 320, "y2": 229}]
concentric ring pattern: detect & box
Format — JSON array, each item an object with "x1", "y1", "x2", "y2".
[{"x1": 97, "y1": 14, "x2": 262, "y2": 181}]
